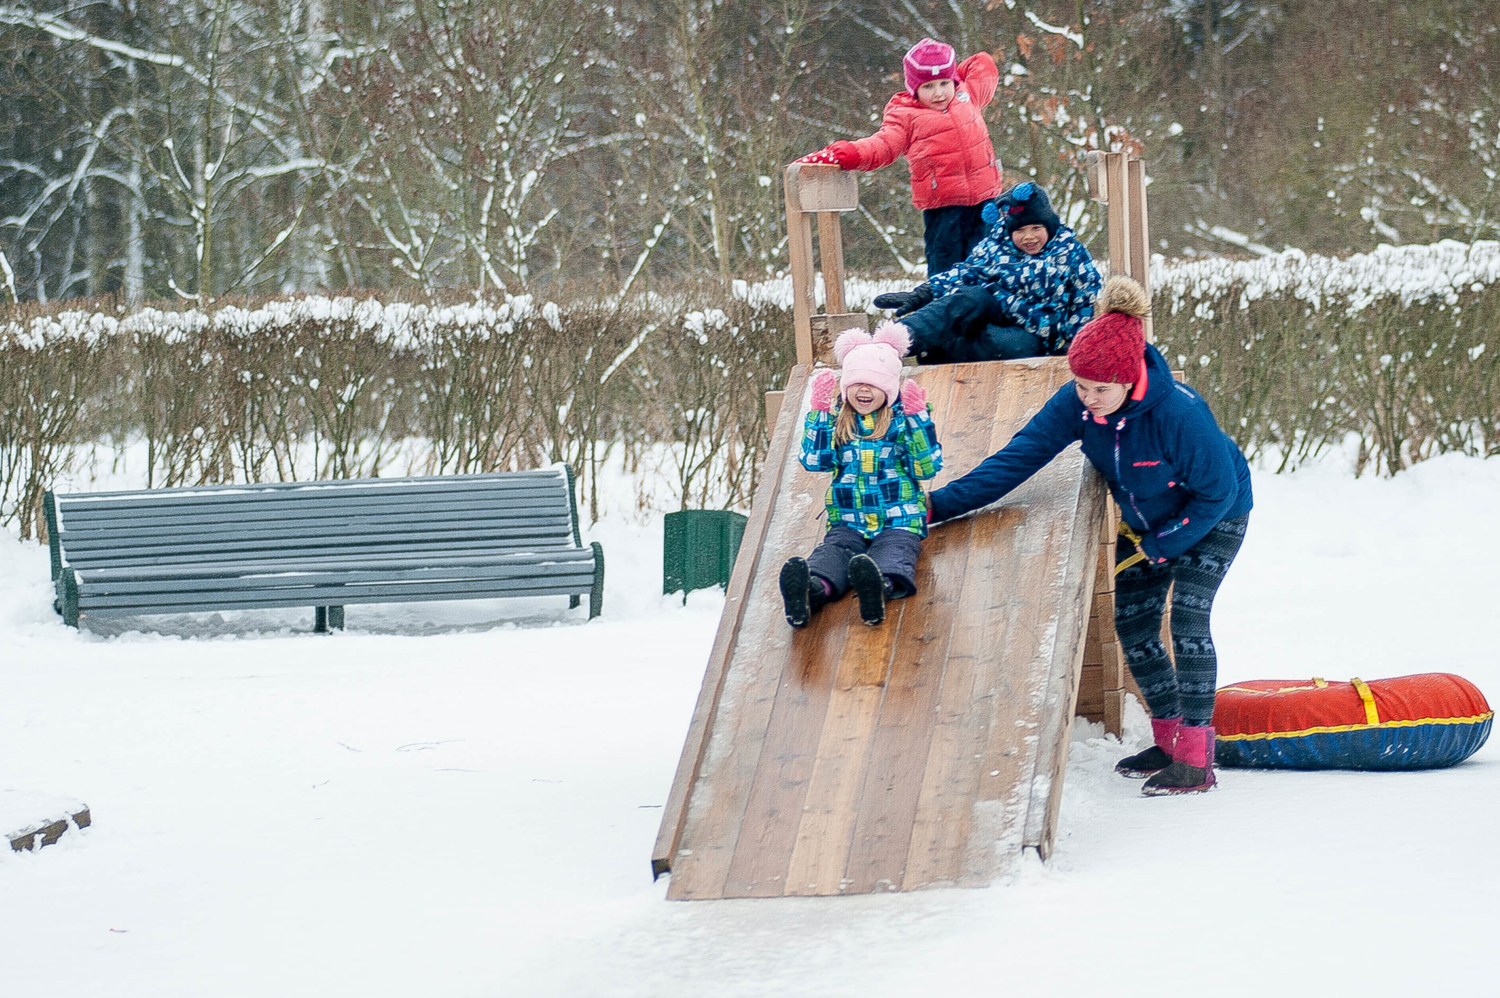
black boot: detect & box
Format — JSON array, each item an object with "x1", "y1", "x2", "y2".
[
  {"x1": 780, "y1": 558, "x2": 812, "y2": 628},
  {"x1": 780, "y1": 558, "x2": 829, "y2": 628},
  {"x1": 1116, "y1": 745, "x2": 1173, "y2": 779},
  {"x1": 847, "y1": 554, "x2": 886, "y2": 626},
  {"x1": 1142, "y1": 724, "x2": 1218, "y2": 796},
  {"x1": 1115, "y1": 717, "x2": 1179, "y2": 778}
]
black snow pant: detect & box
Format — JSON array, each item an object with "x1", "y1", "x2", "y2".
[
  {"x1": 923, "y1": 200, "x2": 997, "y2": 278},
  {"x1": 806, "y1": 525, "x2": 923, "y2": 599},
  {"x1": 1113, "y1": 514, "x2": 1249, "y2": 727},
  {"x1": 901, "y1": 286, "x2": 1045, "y2": 365}
]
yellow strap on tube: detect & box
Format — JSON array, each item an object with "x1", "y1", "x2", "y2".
[{"x1": 1350, "y1": 677, "x2": 1380, "y2": 726}]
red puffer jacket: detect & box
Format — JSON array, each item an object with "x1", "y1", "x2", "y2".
[{"x1": 847, "y1": 53, "x2": 1003, "y2": 211}]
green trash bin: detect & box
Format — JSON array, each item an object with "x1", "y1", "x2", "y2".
[{"x1": 664, "y1": 510, "x2": 748, "y2": 598}]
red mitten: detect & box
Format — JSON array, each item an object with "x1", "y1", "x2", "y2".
[
  {"x1": 795, "y1": 143, "x2": 859, "y2": 170},
  {"x1": 795, "y1": 147, "x2": 839, "y2": 166},
  {"x1": 810, "y1": 369, "x2": 839, "y2": 412},
  {"x1": 900, "y1": 379, "x2": 928, "y2": 414},
  {"x1": 827, "y1": 141, "x2": 859, "y2": 170}
]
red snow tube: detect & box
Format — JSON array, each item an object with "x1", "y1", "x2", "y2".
[{"x1": 1213, "y1": 673, "x2": 1492, "y2": 770}]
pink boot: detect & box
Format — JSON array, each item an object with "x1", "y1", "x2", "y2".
[
  {"x1": 1115, "y1": 717, "x2": 1179, "y2": 778},
  {"x1": 1142, "y1": 723, "x2": 1217, "y2": 795}
]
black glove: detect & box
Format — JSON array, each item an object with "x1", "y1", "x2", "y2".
[{"x1": 872, "y1": 284, "x2": 935, "y2": 317}]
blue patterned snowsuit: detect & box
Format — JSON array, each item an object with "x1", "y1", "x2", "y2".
[
  {"x1": 906, "y1": 223, "x2": 1103, "y2": 360},
  {"x1": 799, "y1": 398, "x2": 943, "y2": 597}
]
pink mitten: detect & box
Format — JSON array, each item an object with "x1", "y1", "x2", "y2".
[
  {"x1": 810, "y1": 369, "x2": 839, "y2": 412},
  {"x1": 900, "y1": 380, "x2": 928, "y2": 414}
]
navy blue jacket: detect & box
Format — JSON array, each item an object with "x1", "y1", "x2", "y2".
[{"x1": 927, "y1": 345, "x2": 1252, "y2": 561}]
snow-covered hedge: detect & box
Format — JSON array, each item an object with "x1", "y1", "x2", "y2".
[{"x1": 3, "y1": 242, "x2": 1498, "y2": 538}]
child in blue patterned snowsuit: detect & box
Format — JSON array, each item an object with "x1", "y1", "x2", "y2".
[
  {"x1": 779, "y1": 322, "x2": 943, "y2": 628},
  {"x1": 872, "y1": 183, "x2": 1103, "y2": 364}
]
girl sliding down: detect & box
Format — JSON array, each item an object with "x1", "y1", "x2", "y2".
[{"x1": 780, "y1": 323, "x2": 943, "y2": 628}]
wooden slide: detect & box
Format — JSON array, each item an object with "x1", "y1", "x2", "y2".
[{"x1": 652, "y1": 356, "x2": 1109, "y2": 899}]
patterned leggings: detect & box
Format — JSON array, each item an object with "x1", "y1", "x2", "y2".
[{"x1": 1113, "y1": 514, "x2": 1249, "y2": 726}]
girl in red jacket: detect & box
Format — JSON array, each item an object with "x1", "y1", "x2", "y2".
[{"x1": 799, "y1": 39, "x2": 1004, "y2": 276}]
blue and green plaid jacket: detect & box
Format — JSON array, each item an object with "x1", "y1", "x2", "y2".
[
  {"x1": 925, "y1": 223, "x2": 1102, "y2": 354},
  {"x1": 800, "y1": 398, "x2": 943, "y2": 538}
]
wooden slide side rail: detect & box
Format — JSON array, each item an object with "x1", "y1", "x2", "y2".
[{"x1": 653, "y1": 364, "x2": 812, "y2": 878}]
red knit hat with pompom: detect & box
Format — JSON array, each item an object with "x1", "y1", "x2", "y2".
[{"x1": 1067, "y1": 276, "x2": 1151, "y2": 384}]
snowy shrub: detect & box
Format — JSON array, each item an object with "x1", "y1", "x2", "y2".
[{"x1": 2, "y1": 241, "x2": 1498, "y2": 538}]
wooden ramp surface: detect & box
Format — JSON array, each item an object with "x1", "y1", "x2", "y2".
[{"x1": 654, "y1": 358, "x2": 1106, "y2": 899}]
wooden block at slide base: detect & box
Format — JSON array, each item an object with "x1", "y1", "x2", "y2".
[{"x1": 655, "y1": 358, "x2": 1106, "y2": 898}]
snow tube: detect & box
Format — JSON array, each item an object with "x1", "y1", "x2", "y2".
[{"x1": 1213, "y1": 674, "x2": 1492, "y2": 770}]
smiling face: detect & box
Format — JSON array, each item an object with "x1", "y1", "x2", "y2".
[
  {"x1": 845, "y1": 383, "x2": 888, "y2": 415},
  {"x1": 1074, "y1": 376, "x2": 1131, "y2": 419},
  {"x1": 916, "y1": 78, "x2": 956, "y2": 110},
  {"x1": 1011, "y1": 223, "x2": 1050, "y2": 256}
]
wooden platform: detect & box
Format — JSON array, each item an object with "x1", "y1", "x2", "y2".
[{"x1": 653, "y1": 358, "x2": 1108, "y2": 899}]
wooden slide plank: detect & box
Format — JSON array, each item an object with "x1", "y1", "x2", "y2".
[
  {"x1": 840, "y1": 372, "x2": 969, "y2": 894},
  {"x1": 658, "y1": 357, "x2": 1102, "y2": 898}
]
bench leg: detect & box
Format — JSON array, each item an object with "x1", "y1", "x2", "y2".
[
  {"x1": 315, "y1": 606, "x2": 346, "y2": 633},
  {"x1": 569, "y1": 594, "x2": 580, "y2": 610},
  {"x1": 588, "y1": 541, "x2": 605, "y2": 620},
  {"x1": 60, "y1": 571, "x2": 80, "y2": 628}
]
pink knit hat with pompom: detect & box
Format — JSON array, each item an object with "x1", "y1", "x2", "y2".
[
  {"x1": 903, "y1": 38, "x2": 958, "y2": 95},
  {"x1": 834, "y1": 321, "x2": 910, "y2": 404}
]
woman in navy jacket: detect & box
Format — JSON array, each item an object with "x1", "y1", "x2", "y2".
[{"x1": 927, "y1": 276, "x2": 1252, "y2": 795}]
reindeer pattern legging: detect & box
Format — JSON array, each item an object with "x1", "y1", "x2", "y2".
[{"x1": 1113, "y1": 514, "x2": 1250, "y2": 727}]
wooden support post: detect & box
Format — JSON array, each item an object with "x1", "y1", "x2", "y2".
[
  {"x1": 1126, "y1": 159, "x2": 1151, "y2": 288},
  {"x1": 784, "y1": 163, "x2": 859, "y2": 367},
  {"x1": 1105, "y1": 152, "x2": 1132, "y2": 280},
  {"x1": 783, "y1": 165, "x2": 817, "y2": 366},
  {"x1": 1127, "y1": 158, "x2": 1154, "y2": 343},
  {"x1": 816, "y1": 212, "x2": 846, "y2": 315}
]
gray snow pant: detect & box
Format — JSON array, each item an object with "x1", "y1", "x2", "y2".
[
  {"x1": 1113, "y1": 514, "x2": 1249, "y2": 726},
  {"x1": 806, "y1": 525, "x2": 923, "y2": 599},
  {"x1": 901, "y1": 286, "x2": 1045, "y2": 365}
]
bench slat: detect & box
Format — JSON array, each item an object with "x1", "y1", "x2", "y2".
[
  {"x1": 61, "y1": 469, "x2": 562, "y2": 502},
  {"x1": 79, "y1": 560, "x2": 596, "y2": 597},
  {"x1": 56, "y1": 495, "x2": 569, "y2": 531},
  {"x1": 61, "y1": 539, "x2": 577, "y2": 573},
  {"x1": 56, "y1": 476, "x2": 564, "y2": 513},
  {"x1": 78, "y1": 577, "x2": 596, "y2": 613},
  {"x1": 61, "y1": 525, "x2": 573, "y2": 559},
  {"x1": 56, "y1": 490, "x2": 567, "y2": 527},
  {"x1": 75, "y1": 547, "x2": 595, "y2": 582},
  {"x1": 57, "y1": 511, "x2": 572, "y2": 546}
]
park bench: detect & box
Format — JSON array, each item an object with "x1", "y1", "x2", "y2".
[{"x1": 43, "y1": 468, "x2": 603, "y2": 631}]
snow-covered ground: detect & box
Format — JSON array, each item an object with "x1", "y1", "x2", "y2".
[{"x1": 2, "y1": 454, "x2": 1497, "y2": 997}]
